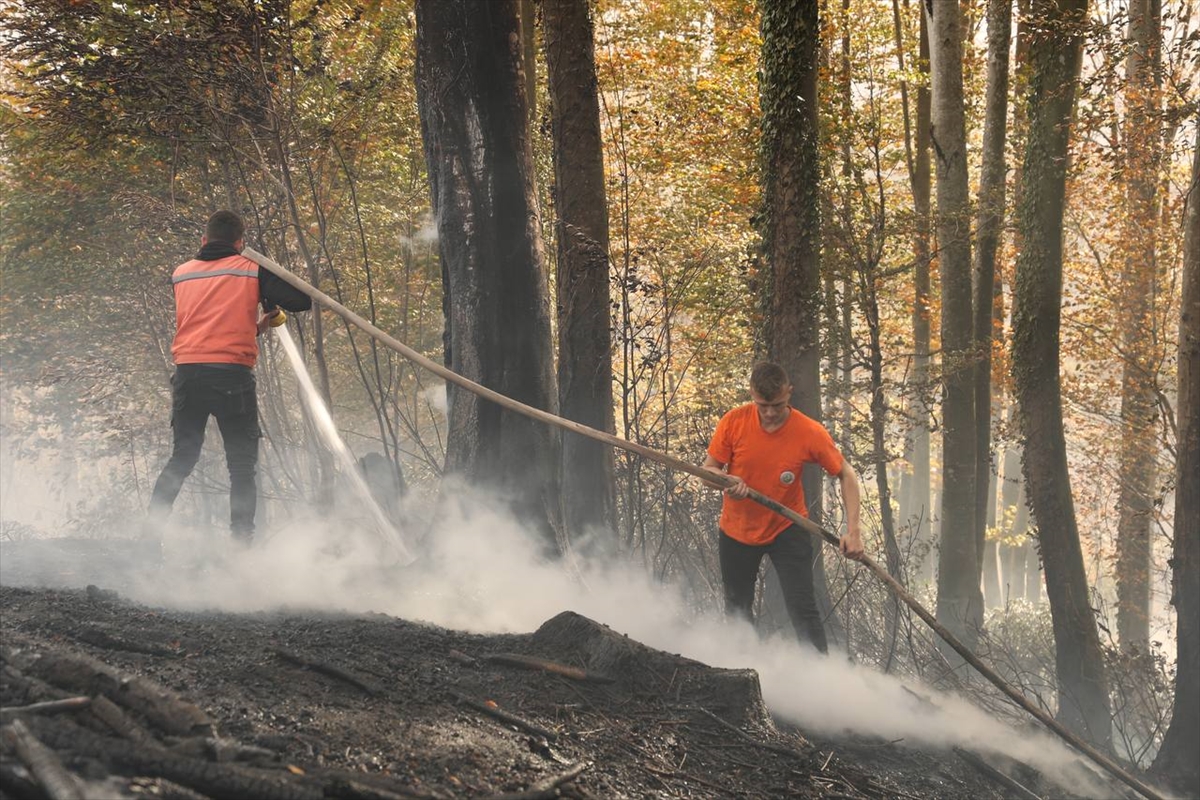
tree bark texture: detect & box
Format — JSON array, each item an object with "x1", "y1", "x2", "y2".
[
  {"x1": 927, "y1": 0, "x2": 982, "y2": 653},
  {"x1": 760, "y1": 0, "x2": 822, "y2": 423},
  {"x1": 1115, "y1": 0, "x2": 1163, "y2": 653},
  {"x1": 973, "y1": 0, "x2": 1012, "y2": 592},
  {"x1": 759, "y1": 0, "x2": 842, "y2": 645},
  {"x1": 415, "y1": 0, "x2": 561, "y2": 550},
  {"x1": 1011, "y1": 0, "x2": 1112, "y2": 749},
  {"x1": 543, "y1": 0, "x2": 618, "y2": 549},
  {"x1": 1150, "y1": 117, "x2": 1199, "y2": 796}
]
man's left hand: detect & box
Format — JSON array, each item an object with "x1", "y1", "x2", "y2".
[{"x1": 839, "y1": 532, "x2": 864, "y2": 560}]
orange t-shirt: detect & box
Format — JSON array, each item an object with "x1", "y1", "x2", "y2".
[{"x1": 707, "y1": 404, "x2": 844, "y2": 545}]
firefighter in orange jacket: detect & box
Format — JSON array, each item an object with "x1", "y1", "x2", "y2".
[{"x1": 148, "y1": 210, "x2": 311, "y2": 542}]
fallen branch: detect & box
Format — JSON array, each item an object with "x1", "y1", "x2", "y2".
[
  {"x1": 0, "y1": 697, "x2": 91, "y2": 721},
  {"x1": 486, "y1": 761, "x2": 592, "y2": 799},
  {"x1": 22, "y1": 715, "x2": 324, "y2": 800},
  {"x1": 273, "y1": 648, "x2": 383, "y2": 697},
  {"x1": 73, "y1": 626, "x2": 179, "y2": 658},
  {"x1": 324, "y1": 777, "x2": 426, "y2": 800},
  {"x1": 449, "y1": 691, "x2": 558, "y2": 743},
  {"x1": 1, "y1": 719, "x2": 84, "y2": 800},
  {"x1": 953, "y1": 747, "x2": 1043, "y2": 800},
  {"x1": 84, "y1": 694, "x2": 160, "y2": 747},
  {"x1": 483, "y1": 653, "x2": 614, "y2": 684},
  {"x1": 18, "y1": 648, "x2": 212, "y2": 737},
  {"x1": 170, "y1": 735, "x2": 279, "y2": 764},
  {"x1": 447, "y1": 649, "x2": 479, "y2": 667}
]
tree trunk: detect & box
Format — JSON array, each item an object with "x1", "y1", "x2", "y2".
[
  {"x1": 1114, "y1": 0, "x2": 1163, "y2": 654},
  {"x1": 415, "y1": 0, "x2": 561, "y2": 551},
  {"x1": 897, "y1": 1, "x2": 934, "y2": 584},
  {"x1": 520, "y1": 0, "x2": 537, "y2": 126},
  {"x1": 973, "y1": 0, "x2": 1012, "y2": 597},
  {"x1": 1149, "y1": 113, "x2": 1199, "y2": 798},
  {"x1": 759, "y1": 0, "x2": 842, "y2": 645},
  {"x1": 543, "y1": 0, "x2": 618, "y2": 552},
  {"x1": 927, "y1": 0, "x2": 982, "y2": 656},
  {"x1": 1011, "y1": 0, "x2": 1111, "y2": 749}
]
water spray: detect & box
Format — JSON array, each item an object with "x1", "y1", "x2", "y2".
[
  {"x1": 269, "y1": 325, "x2": 415, "y2": 566},
  {"x1": 240, "y1": 247, "x2": 1165, "y2": 800}
]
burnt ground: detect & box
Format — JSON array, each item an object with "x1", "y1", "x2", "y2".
[{"x1": 0, "y1": 543, "x2": 1124, "y2": 800}]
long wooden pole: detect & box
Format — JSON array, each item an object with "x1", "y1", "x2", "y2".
[{"x1": 243, "y1": 248, "x2": 1162, "y2": 800}]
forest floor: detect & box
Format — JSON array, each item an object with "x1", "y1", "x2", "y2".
[{"x1": 0, "y1": 539, "x2": 1129, "y2": 800}]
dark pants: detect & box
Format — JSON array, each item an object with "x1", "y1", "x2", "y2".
[
  {"x1": 149, "y1": 364, "x2": 260, "y2": 539},
  {"x1": 719, "y1": 524, "x2": 828, "y2": 653}
]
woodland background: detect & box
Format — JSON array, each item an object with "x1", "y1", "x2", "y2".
[{"x1": 0, "y1": 0, "x2": 1196, "y2": 793}]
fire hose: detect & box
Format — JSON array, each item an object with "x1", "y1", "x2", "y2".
[{"x1": 242, "y1": 247, "x2": 1164, "y2": 800}]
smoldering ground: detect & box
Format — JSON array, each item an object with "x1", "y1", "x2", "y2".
[{"x1": 0, "y1": 468, "x2": 1130, "y2": 799}]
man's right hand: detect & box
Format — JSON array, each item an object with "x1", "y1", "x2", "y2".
[{"x1": 723, "y1": 475, "x2": 750, "y2": 499}]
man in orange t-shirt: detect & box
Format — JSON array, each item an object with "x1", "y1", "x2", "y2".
[{"x1": 703, "y1": 361, "x2": 863, "y2": 653}]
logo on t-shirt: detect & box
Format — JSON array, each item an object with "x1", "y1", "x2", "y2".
[{"x1": 780, "y1": 470, "x2": 796, "y2": 486}]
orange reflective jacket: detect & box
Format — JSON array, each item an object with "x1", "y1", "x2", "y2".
[{"x1": 171, "y1": 254, "x2": 261, "y2": 367}]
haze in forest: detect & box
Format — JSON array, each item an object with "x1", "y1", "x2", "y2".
[
  {"x1": 0, "y1": 463, "x2": 1115, "y2": 799},
  {"x1": 1, "y1": 0, "x2": 1196, "y2": 793}
]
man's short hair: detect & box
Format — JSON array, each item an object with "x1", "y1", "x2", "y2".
[
  {"x1": 750, "y1": 361, "x2": 790, "y2": 399},
  {"x1": 205, "y1": 210, "x2": 245, "y2": 244}
]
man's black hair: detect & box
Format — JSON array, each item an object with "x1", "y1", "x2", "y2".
[{"x1": 205, "y1": 210, "x2": 245, "y2": 244}]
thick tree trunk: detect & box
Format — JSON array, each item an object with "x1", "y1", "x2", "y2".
[
  {"x1": 1115, "y1": 0, "x2": 1163, "y2": 654},
  {"x1": 415, "y1": 0, "x2": 561, "y2": 551},
  {"x1": 543, "y1": 0, "x2": 618, "y2": 552},
  {"x1": 1011, "y1": 0, "x2": 1111, "y2": 749},
  {"x1": 759, "y1": 0, "x2": 842, "y2": 645},
  {"x1": 973, "y1": 0, "x2": 1012, "y2": 598},
  {"x1": 1149, "y1": 117, "x2": 1199, "y2": 797},
  {"x1": 927, "y1": 0, "x2": 982, "y2": 656}
]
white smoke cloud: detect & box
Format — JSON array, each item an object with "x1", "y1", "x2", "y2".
[{"x1": 0, "y1": 485, "x2": 1117, "y2": 800}]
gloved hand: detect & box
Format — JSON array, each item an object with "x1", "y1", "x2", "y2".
[{"x1": 257, "y1": 307, "x2": 287, "y2": 335}]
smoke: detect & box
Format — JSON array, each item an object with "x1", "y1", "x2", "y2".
[
  {"x1": 0, "y1": 477, "x2": 1133, "y2": 800},
  {"x1": 398, "y1": 213, "x2": 439, "y2": 250}
]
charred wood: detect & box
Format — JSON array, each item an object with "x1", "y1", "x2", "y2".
[
  {"x1": 169, "y1": 736, "x2": 279, "y2": 765},
  {"x1": 0, "y1": 761, "x2": 45, "y2": 800},
  {"x1": 83, "y1": 695, "x2": 159, "y2": 747},
  {"x1": 446, "y1": 650, "x2": 479, "y2": 668},
  {"x1": 147, "y1": 776, "x2": 216, "y2": 800},
  {"x1": 73, "y1": 626, "x2": 179, "y2": 658},
  {"x1": 953, "y1": 747, "x2": 1043, "y2": 800},
  {"x1": 322, "y1": 776, "x2": 443, "y2": 800},
  {"x1": 0, "y1": 698, "x2": 90, "y2": 722},
  {"x1": 273, "y1": 649, "x2": 382, "y2": 697},
  {"x1": 483, "y1": 653, "x2": 614, "y2": 684},
  {"x1": 15, "y1": 648, "x2": 211, "y2": 737},
  {"x1": 0, "y1": 720, "x2": 83, "y2": 800},
  {"x1": 1, "y1": 666, "x2": 71, "y2": 706},
  {"x1": 485, "y1": 760, "x2": 591, "y2": 799},
  {"x1": 449, "y1": 691, "x2": 558, "y2": 743},
  {"x1": 18, "y1": 716, "x2": 323, "y2": 800}
]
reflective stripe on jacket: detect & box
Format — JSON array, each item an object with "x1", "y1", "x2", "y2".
[{"x1": 171, "y1": 255, "x2": 261, "y2": 367}]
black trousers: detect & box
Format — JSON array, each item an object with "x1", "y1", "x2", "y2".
[
  {"x1": 719, "y1": 524, "x2": 828, "y2": 653},
  {"x1": 149, "y1": 364, "x2": 260, "y2": 538}
]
